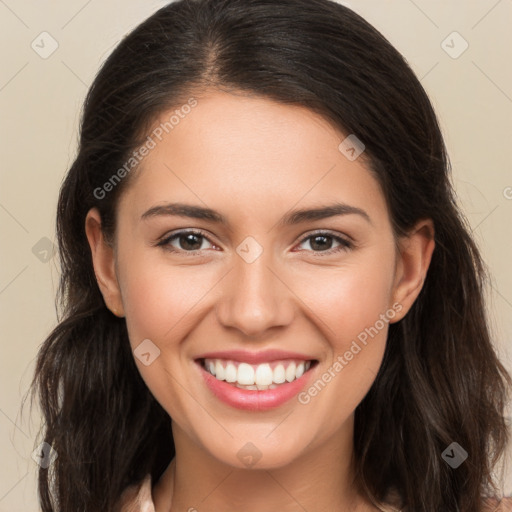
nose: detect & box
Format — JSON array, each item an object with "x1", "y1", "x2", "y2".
[{"x1": 215, "y1": 248, "x2": 295, "y2": 337}]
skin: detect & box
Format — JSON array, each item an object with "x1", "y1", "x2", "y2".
[{"x1": 85, "y1": 89, "x2": 435, "y2": 511}]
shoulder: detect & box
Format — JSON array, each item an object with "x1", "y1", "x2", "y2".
[
  {"x1": 481, "y1": 497, "x2": 512, "y2": 511},
  {"x1": 382, "y1": 489, "x2": 512, "y2": 511},
  {"x1": 116, "y1": 474, "x2": 155, "y2": 512}
]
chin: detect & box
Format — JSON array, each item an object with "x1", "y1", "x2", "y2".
[{"x1": 199, "y1": 431, "x2": 311, "y2": 471}]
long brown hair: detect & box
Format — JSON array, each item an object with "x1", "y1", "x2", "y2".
[{"x1": 27, "y1": 0, "x2": 512, "y2": 510}]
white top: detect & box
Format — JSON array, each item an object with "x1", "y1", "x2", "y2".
[
  {"x1": 118, "y1": 474, "x2": 155, "y2": 512},
  {"x1": 117, "y1": 473, "x2": 512, "y2": 511}
]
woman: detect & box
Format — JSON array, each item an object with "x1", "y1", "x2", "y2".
[{"x1": 30, "y1": 0, "x2": 512, "y2": 510}]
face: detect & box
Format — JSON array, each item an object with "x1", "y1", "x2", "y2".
[{"x1": 87, "y1": 89, "x2": 433, "y2": 471}]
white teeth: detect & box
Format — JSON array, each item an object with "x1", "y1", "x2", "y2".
[
  {"x1": 203, "y1": 358, "x2": 314, "y2": 387},
  {"x1": 273, "y1": 364, "x2": 286, "y2": 384},
  {"x1": 237, "y1": 363, "x2": 255, "y2": 385},
  {"x1": 285, "y1": 362, "x2": 296, "y2": 382},
  {"x1": 235, "y1": 383, "x2": 258, "y2": 390},
  {"x1": 225, "y1": 362, "x2": 237, "y2": 382},
  {"x1": 254, "y1": 363, "x2": 273, "y2": 386},
  {"x1": 215, "y1": 360, "x2": 225, "y2": 380}
]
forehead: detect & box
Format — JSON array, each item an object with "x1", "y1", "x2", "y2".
[{"x1": 117, "y1": 90, "x2": 388, "y2": 228}]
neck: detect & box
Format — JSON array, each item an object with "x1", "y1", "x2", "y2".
[{"x1": 153, "y1": 416, "x2": 373, "y2": 512}]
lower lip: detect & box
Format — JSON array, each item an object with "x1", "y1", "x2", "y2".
[{"x1": 196, "y1": 360, "x2": 316, "y2": 411}]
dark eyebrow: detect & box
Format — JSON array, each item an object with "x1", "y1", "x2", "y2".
[
  {"x1": 140, "y1": 201, "x2": 372, "y2": 227},
  {"x1": 276, "y1": 202, "x2": 372, "y2": 227},
  {"x1": 141, "y1": 203, "x2": 227, "y2": 223}
]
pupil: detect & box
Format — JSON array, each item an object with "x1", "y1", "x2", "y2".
[
  {"x1": 311, "y1": 235, "x2": 332, "y2": 251},
  {"x1": 181, "y1": 234, "x2": 202, "y2": 250}
]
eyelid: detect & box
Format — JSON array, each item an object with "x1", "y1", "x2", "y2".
[
  {"x1": 155, "y1": 228, "x2": 354, "y2": 255},
  {"x1": 155, "y1": 228, "x2": 217, "y2": 251},
  {"x1": 297, "y1": 228, "x2": 354, "y2": 245},
  {"x1": 293, "y1": 229, "x2": 354, "y2": 255}
]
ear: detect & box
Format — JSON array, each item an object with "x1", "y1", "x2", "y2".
[
  {"x1": 84, "y1": 207, "x2": 125, "y2": 317},
  {"x1": 389, "y1": 218, "x2": 435, "y2": 323}
]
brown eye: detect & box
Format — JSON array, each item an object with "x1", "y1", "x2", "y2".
[
  {"x1": 157, "y1": 230, "x2": 215, "y2": 253},
  {"x1": 296, "y1": 231, "x2": 353, "y2": 255}
]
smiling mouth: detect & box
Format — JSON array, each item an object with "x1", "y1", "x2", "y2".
[{"x1": 197, "y1": 358, "x2": 319, "y2": 390}]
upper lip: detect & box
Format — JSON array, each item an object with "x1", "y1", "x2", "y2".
[{"x1": 195, "y1": 349, "x2": 316, "y2": 365}]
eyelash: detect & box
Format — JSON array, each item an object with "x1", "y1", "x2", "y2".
[{"x1": 155, "y1": 229, "x2": 354, "y2": 256}]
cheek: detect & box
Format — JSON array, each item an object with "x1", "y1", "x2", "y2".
[
  {"x1": 292, "y1": 252, "x2": 396, "y2": 346},
  {"x1": 116, "y1": 253, "x2": 224, "y2": 417},
  {"x1": 119, "y1": 253, "x2": 217, "y2": 348},
  {"x1": 117, "y1": 256, "x2": 218, "y2": 418},
  {"x1": 290, "y1": 252, "x2": 395, "y2": 422}
]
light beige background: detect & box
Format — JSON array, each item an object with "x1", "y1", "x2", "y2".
[{"x1": 1, "y1": 0, "x2": 511, "y2": 510}]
